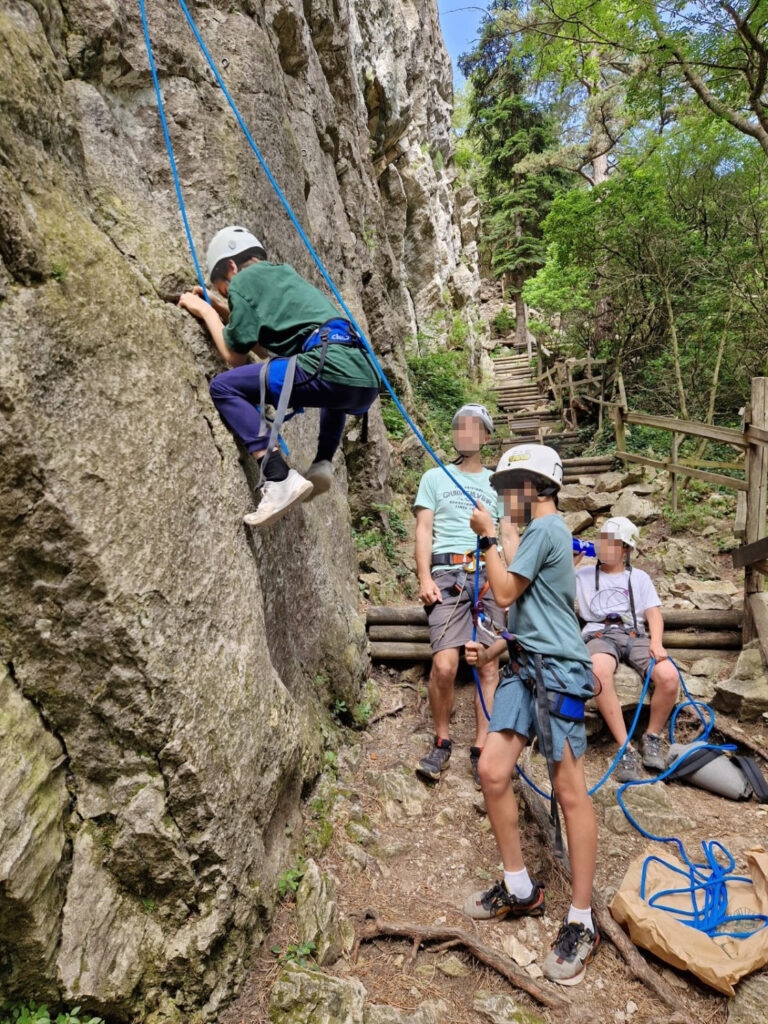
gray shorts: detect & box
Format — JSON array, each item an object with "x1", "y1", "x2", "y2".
[
  {"x1": 585, "y1": 630, "x2": 653, "y2": 678},
  {"x1": 425, "y1": 569, "x2": 504, "y2": 654},
  {"x1": 488, "y1": 658, "x2": 592, "y2": 762}
]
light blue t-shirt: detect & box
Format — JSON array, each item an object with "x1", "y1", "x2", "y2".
[
  {"x1": 507, "y1": 513, "x2": 591, "y2": 666},
  {"x1": 414, "y1": 466, "x2": 501, "y2": 561}
]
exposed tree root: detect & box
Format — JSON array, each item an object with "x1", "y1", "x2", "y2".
[
  {"x1": 368, "y1": 703, "x2": 406, "y2": 726},
  {"x1": 515, "y1": 778, "x2": 684, "y2": 1014},
  {"x1": 353, "y1": 907, "x2": 568, "y2": 1011}
]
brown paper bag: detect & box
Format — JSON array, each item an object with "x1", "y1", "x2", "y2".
[{"x1": 610, "y1": 846, "x2": 768, "y2": 995}]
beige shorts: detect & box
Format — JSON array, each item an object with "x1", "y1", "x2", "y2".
[
  {"x1": 585, "y1": 630, "x2": 654, "y2": 678},
  {"x1": 425, "y1": 569, "x2": 504, "y2": 655}
]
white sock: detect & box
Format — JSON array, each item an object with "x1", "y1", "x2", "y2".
[
  {"x1": 503, "y1": 867, "x2": 533, "y2": 900},
  {"x1": 567, "y1": 904, "x2": 594, "y2": 931}
]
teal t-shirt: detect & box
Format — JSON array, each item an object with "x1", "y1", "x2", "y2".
[
  {"x1": 414, "y1": 466, "x2": 501, "y2": 564},
  {"x1": 223, "y1": 263, "x2": 379, "y2": 388},
  {"x1": 507, "y1": 513, "x2": 591, "y2": 666}
]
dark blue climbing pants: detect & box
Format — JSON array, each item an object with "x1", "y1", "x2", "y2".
[{"x1": 209, "y1": 361, "x2": 378, "y2": 462}]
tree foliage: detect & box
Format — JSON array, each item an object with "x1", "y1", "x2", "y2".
[{"x1": 454, "y1": 0, "x2": 768, "y2": 420}]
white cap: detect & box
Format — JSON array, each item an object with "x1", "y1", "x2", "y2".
[
  {"x1": 452, "y1": 403, "x2": 494, "y2": 436},
  {"x1": 601, "y1": 516, "x2": 639, "y2": 549},
  {"x1": 490, "y1": 444, "x2": 563, "y2": 492},
  {"x1": 206, "y1": 226, "x2": 266, "y2": 280}
]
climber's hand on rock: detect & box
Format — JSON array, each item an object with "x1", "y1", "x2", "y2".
[
  {"x1": 178, "y1": 291, "x2": 214, "y2": 320},
  {"x1": 193, "y1": 286, "x2": 229, "y2": 319}
]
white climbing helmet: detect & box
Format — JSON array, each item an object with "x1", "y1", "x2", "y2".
[
  {"x1": 490, "y1": 444, "x2": 563, "y2": 492},
  {"x1": 206, "y1": 226, "x2": 266, "y2": 280},
  {"x1": 601, "y1": 516, "x2": 639, "y2": 549},
  {"x1": 452, "y1": 403, "x2": 494, "y2": 436}
]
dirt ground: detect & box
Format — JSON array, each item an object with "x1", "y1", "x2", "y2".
[{"x1": 221, "y1": 657, "x2": 768, "y2": 1024}]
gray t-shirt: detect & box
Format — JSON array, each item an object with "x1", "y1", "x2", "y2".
[{"x1": 507, "y1": 514, "x2": 591, "y2": 666}]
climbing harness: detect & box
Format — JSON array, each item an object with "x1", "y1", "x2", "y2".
[{"x1": 256, "y1": 319, "x2": 368, "y2": 483}]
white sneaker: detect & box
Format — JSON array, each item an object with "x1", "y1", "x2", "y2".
[
  {"x1": 243, "y1": 469, "x2": 313, "y2": 528},
  {"x1": 303, "y1": 460, "x2": 333, "y2": 501}
]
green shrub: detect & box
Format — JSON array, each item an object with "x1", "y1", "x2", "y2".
[
  {"x1": 0, "y1": 1004, "x2": 103, "y2": 1024},
  {"x1": 492, "y1": 305, "x2": 514, "y2": 335}
]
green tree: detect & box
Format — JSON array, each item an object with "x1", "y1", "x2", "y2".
[
  {"x1": 525, "y1": 120, "x2": 768, "y2": 418},
  {"x1": 459, "y1": 5, "x2": 565, "y2": 345}
]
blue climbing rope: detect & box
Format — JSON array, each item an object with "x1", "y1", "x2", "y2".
[
  {"x1": 139, "y1": 0, "x2": 480, "y2": 510},
  {"x1": 137, "y1": 0, "x2": 210, "y2": 303},
  {"x1": 140, "y1": 0, "x2": 767, "y2": 943}
]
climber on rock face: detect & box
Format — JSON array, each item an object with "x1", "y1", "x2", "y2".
[
  {"x1": 413, "y1": 404, "x2": 511, "y2": 789},
  {"x1": 178, "y1": 226, "x2": 380, "y2": 528}
]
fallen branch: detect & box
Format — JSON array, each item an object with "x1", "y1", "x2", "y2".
[
  {"x1": 354, "y1": 907, "x2": 567, "y2": 1011},
  {"x1": 368, "y1": 703, "x2": 405, "y2": 726},
  {"x1": 515, "y1": 771, "x2": 683, "y2": 1014}
]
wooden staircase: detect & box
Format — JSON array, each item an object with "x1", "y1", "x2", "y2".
[{"x1": 490, "y1": 353, "x2": 577, "y2": 448}]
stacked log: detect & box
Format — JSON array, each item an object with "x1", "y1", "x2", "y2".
[{"x1": 366, "y1": 606, "x2": 742, "y2": 662}]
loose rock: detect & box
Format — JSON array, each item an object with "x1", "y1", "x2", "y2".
[
  {"x1": 473, "y1": 988, "x2": 546, "y2": 1024},
  {"x1": 296, "y1": 860, "x2": 344, "y2": 966}
]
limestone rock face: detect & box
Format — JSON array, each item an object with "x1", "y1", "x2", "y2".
[{"x1": 0, "y1": 0, "x2": 476, "y2": 1017}]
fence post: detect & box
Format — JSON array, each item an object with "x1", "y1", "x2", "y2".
[
  {"x1": 671, "y1": 432, "x2": 679, "y2": 513},
  {"x1": 743, "y1": 377, "x2": 768, "y2": 644}
]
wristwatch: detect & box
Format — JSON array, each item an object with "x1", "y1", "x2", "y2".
[{"x1": 478, "y1": 536, "x2": 498, "y2": 552}]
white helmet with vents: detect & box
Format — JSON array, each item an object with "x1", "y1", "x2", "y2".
[
  {"x1": 490, "y1": 444, "x2": 563, "y2": 492},
  {"x1": 206, "y1": 226, "x2": 266, "y2": 280},
  {"x1": 601, "y1": 516, "x2": 639, "y2": 549}
]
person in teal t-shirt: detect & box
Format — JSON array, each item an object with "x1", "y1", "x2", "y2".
[
  {"x1": 179, "y1": 226, "x2": 379, "y2": 528},
  {"x1": 413, "y1": 404, "x2": 510, "y2": 789},
  {"x1": 461, "y1": 444, "x2": 600, "y2": 988}
]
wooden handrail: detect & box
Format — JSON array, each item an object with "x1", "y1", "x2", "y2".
[
  {"x1": 732, "y1": 536, "x2": 768, "y2": 568},
  {"x1": 622, "y1": 411, "x2": 746, "y2": 448}
]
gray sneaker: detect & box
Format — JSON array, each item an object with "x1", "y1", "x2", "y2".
[
  {"x1": 303, "y1": 460, "x2": 333, "y2": 501},
  {"x1": 416, "y1": 737, "x2": 452, "y2": 781},
  {"x1": 642, "y1": 732, "x2": 665, "y2": 772},
  {"x1": 615, "y1": 746, "x2": 642, "y2": 783},
  {"x1": 543, "y1": 918, "x2": 600, "y2": 986}
]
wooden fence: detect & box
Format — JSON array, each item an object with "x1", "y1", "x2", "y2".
[{"x1": 610, "y1": 377, "x2": 768, "y2": 658}]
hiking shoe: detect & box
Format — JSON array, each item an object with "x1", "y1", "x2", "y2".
[
  {"x1": 469, "y1": 746, "x2": 482, "y2": 790},
  {"x1": 543, "y1": 918, "x2": 601, "y2": 986},
  {"x1": 463, "y1": 879, "x2": 545, "y2": 921},
  {"x1": 642, "y1": 732, "x2": 665, "y2": 772},
  {"x1": 416, "y1": 737, "x2": 452, "y2": 781},
  {"x1": 303, "y1": 460, "x2": 333, "y2": 501},
  {"x1": 615, "y1": 746, "x2": 642, "y2": 783},
  {"x1": 243, "y1": 469, "x2": 313, "y2": 527}
]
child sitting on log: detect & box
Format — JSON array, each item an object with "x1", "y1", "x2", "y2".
[{"x1": 574, "y1": 516, "x2": 679, "y2": 782}]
